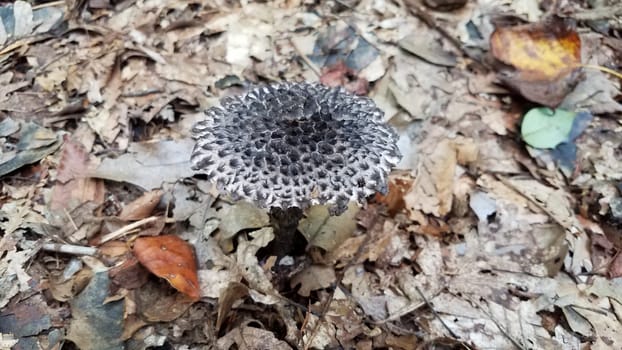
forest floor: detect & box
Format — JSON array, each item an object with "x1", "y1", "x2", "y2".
[{"x1": 1, "y1": 0, "x2": 622, "y2": 349}]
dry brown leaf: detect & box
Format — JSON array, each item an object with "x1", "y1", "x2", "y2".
[
  {"x1": 49, "y1": 136, "x2": 105, "y2": 213},
  {"x1": 404, "y1": 138, "x2": 478, "y2": 217},
  {"x1": 235, "y1": 228, "x2": 280, "y2": 305},
  {"x1": 216, "y1": 282, "x2": 249, "y2": 331},
  {"x1": 405, "y1": 139, "x2": 455, "y2": 217},
  {"x1": 290, "y1": 265, "x2": 336, "y2": 297},
  {"x1": 48, "y1": 268, "x2": 93, "y2": 302},
  {"x1": 502, "y1": 177, "x2": 580, "y2": 232},
  {"x1": 218, "y1": 202, "x2": 269, "y2": 240},
  {"x1": 374, "y1": 171, "x2": 414, "y2": 216},
  {"x1": 119, "y1": 189, "x2": 164, "y2": 221},
  {"x1": 135, "y1": 280, "x2": 195, "y2": 323},
  {"x1": 99, "y1": 240, "x2": 130, "y2": 258},
  {"x1": 49, "y1": 178, "x2": 106, "y2": 213},
  {"x1": 109, "y1": 256, "x2": 149, "y2": 290},
  {"x1": 91, "y1": 139, "x2": 195, "y2": 190}
]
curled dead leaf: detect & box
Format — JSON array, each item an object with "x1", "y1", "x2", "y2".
[
  {"x1": 133, "y1": 235, "x2": 200, "y2": 300},
  {"x1": 119, "y1": 189, "x2": 164, "y2": 221}
]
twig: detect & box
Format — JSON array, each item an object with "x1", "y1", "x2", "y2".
[
  {"x1": 289, "y1": 38, "x2": 321, "y2": 78},
  {"x1": 64, "y1": 208, "x2": 79, "y2": 232},
  {"x1": 470, "y1": 297, "x2": 527, "y2": 350},
  {"x1": 415, "y1": 285, "x2": 460, "y2": 339},
  {"x1": 98, "y1": 216, "x2": 160, "y2": 244},
  {"x1": 41, "y1": 243, "x2": 97, "y2": 256}
]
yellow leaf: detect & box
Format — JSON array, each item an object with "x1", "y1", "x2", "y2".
[{"x1": 490, "y1": 21, "x2": 581, "y2": 81}]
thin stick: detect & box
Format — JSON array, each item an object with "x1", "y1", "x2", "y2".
[
  {"x1": 415, "y1": 285, "x2": 460, "y2": 339},
  {"x1": 470, "y1": 297, "x2": 527, "y2": 350},
  {"x1": 99, "y1": 216, "x2": 160, "y2": 244},
  {"x1": 581, "y1": 64, "x2": 622, "y2": 80},
  {"x1": 41, "y1": 243, "x2": 97, "y2": 256},
  {"x1": 64, "y1": 208, "x2": 79, "y2": 232},
  {"x1": 289, "y1": 38, "x2": 321, "y2": 78}
]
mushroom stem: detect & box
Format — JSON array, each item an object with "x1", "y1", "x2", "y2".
[{"x1": 268, "y1": 207, "x2": 304, "y2": 256}]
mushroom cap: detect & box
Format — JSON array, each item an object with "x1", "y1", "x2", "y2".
[{"x1": 191, "y1": 82, "x2": 401, "y2": 215}]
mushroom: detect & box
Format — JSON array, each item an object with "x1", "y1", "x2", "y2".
[{"x1": 191, "y1": 82, "x2": 401, "y2": 253}]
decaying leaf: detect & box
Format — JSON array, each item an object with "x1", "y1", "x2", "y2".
[
  {"x1": 0, "y1": 122, "x2": 62, "y2": 177},
  {"x1": 135, "y1": 279, "x2": 195, "y2": 323},
  {"x1": 490, "y1": 20, "x2": 582, "y2": 107},
  {"x1": 398, "y1": 35, "x2": 457, "y2": 67},
  {"x1": 235, "y1": 228, "x2": 280, "y2": 305},
  {"x1": 133, "y1": 235, "x2": 200, "y2": 300},
  {"x1": 0, "y1": 294, "x2": 52, "y2": 338},
  {"x1": 66, "y1": 272, "x2": 124, "y2": 350}
]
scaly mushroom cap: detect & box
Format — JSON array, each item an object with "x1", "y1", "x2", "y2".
[{"x1": 191, "y1": 82, "x2": 401, "y2": 215}]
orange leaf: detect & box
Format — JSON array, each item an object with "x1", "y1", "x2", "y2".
[
  {"x1": 133, "y1": 235, "x2": 200, "y2": 300},
  {"x1": 490, "y1": 21, "x2": 581, "y2": 81}
]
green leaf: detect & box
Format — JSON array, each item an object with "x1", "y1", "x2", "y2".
[{"x1": 521, "y1": 108, "x2": 576, "y2": 149}]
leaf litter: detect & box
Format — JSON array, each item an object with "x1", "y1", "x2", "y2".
[{"x1": 0, "y1": 0, "x2": 621, "y2": 349}]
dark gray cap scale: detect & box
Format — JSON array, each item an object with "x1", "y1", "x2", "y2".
[{"x1": 191, "y1": 82, "x2": 401, "y2": 215}]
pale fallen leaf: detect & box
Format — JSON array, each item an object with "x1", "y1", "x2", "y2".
[
  {"x1": 91, "y1": 139, "x2": 195, "y2": 190},
  {"x1": 0, "y1": 334, "x2": 18, "y2": 349},
  {"x1": 218, "y1": 202, "x2": 269, "y2": 240},
  {"x1": 502, "y1": 176, "x2": 581, "y2": 232},
  {"x1": 561, "y1": 70, "x2": 622, "y2": 114},
  {"x1": 298, "y1": 202, "x2": 359, "y2": 251},
  {"x1": 398, "y1": 35, "x2": 457, "y2": 67},
  {"x1": 217, "y1": 326, "x2": 292, "y2": 350},
  {"x1": 290, "y1": 265, "x2": 336, "y2": 297},
  {"x1": 469, "y1": 191, "x2": 497, "y2": 222},
  {"x1": 236, "y1": 228, "x2": 280, "y2": 305}
]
